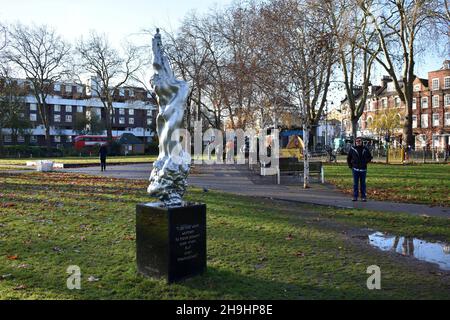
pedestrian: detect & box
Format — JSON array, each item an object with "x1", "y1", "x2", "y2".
[
  {"x1": 347, "y1": 137, "x2": 373, "y2": 202},
  {"x1": 99, "y1": 143, "x2": 108, "y2": 171}
]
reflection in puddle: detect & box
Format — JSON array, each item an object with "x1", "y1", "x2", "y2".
[{"x1": 368, "y1": 232, "x2": 450, "y2": 271}]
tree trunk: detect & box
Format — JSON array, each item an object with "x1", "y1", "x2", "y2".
[
  {"x1": 45, "y1": 126, "x2": 51, "y2": 151},
  {"x1": 106, "y1": 103, "x2": 113, "y2": 144},
  {"x1": 309, "y1": 125, "x2": 317, "y2": 150},
  {"x1": 303, "y1": 124, "x2": 310, "y2": 189},
  {"x1": 0, "y1": 130, "x2": 4, "y2": 156},
  {"x1": 351, "y1": 117, "x2": 358, "y2": 140},
  {"x1": 403, "y1": 100, "x2": 414, "y2": 149}
]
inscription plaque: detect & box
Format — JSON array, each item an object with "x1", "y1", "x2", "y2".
[{"x1": 136, "y1": 202, "x2": 206, "y2": 283}]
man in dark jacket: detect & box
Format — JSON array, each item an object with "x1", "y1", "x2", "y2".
[
  {"x1": 99, "y1": 144, "x2": 108, "y2": 171},
  {"x1": 347, "y1": 137, "x2": 373, "y2": 201}
]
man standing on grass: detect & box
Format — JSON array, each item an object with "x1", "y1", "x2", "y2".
[
  {"x1": 99, "y1": 143, "x2": 108, "y2": 172},
  {"x1": 347, "y1": 137, "x2": 372, "y2": 202}
]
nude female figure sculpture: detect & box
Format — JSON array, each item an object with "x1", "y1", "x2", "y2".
[{"x1": 147, "y1": 29, "x2": 191, "y2": 206}]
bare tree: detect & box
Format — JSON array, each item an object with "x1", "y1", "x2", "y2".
[
  {"x1": 3, "y1": 23, "x2": 71, "y2": 148},
  {"x1": 76, "y1": 32, "x2": 145, "y2": 143},
  {"x1": 261, "y1": 0, "x2": 337, "y2": 188},
  {"x1": 329, "y1": 0, "x2": 380, "y2": 139},
  {"x1": 359, "y1": 0, "x2": 443, "y2": 148},
  {"x1": 162, "y1": 15, "x2": 213, "y2": 132}
]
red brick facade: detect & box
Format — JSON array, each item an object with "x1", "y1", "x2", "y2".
[{"x1": 358, "y1": 60, "x2": 450, "y2": 150}]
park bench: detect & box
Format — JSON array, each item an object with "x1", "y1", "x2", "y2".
[
  {"x1": 276, "y1": 158, "x2": 324, "y2": 184},
  {"x1": 257, "y1": 158, "x2": 324, "y2": 184}
]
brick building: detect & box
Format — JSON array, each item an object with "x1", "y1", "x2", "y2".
[
  {"x1": 0, "y1": 76, "x2": 157, "y2": 147},
  {"x1": 340, "y1": 60, "x2": 450, "y2": 150}
]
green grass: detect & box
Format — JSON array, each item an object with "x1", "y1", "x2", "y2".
[
  {"x1": 0, "y1": 166, "x2": 32, "y2": 171},
  {"x1": 0, "y1": 155, "x2": 157, "y2": 166},
  {"x1": 0, "y1": 172, "x2": 449, "y2": 300},
  {"x1": 324, "y1": 163, "x2": 450, "y2": 206}
]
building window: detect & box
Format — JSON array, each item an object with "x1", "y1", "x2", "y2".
[
  {"x1": 77, "y1": 85, "x2": 83, "y2": 93},
  {"x1": 412, "y1": 115, "x2": 417, "y2": 128},
  {"x1": 4, "y1": 135, "x2": 12, "y2": 143},
  {"x1": 432, "y1": 113, "x2": 439, "y2": 127},
  {"x1": 30, "y1": 136, "x2": 37, "y2": 143},
  {"x1": 65, "y1": 85, "x2": 72, "y2": 93},
  {"x1": 65, "y1": 115, "x2": 72, "y2": 123},
  {"x1": 129, "y1": 89, "x2": 134, "y2": 97},
  {"x1": 66, "y1": 136, "x2": 72, "y2": 142},
  {"x1": 54, "y1": 83, "x2": 61, "y2": 91},
  {"x1": 119, "y1": 88, "x2": 125, "y2": 97},
  {"x1": 77, "y1": 106, "x2": 83, "y2": 113},
  {"x1": 432, "y1": 78, "x2": 439, "y2": 90},
  {"x1": 394, "y1": 97, "x2": 401, "y2": 108},
  {"x1": 421, "y1": 114, "x2": 428, "y2": 128},
  {"x1": 30, "y1": 103, "x2": 37, "y2": 111},
  {"x1": 445, "y1": 77, "x2": 450, "y2": 89},
  {"x1": 128, "y1": 109, "x2": 134, "y2": 116},
  {"x1": 382, "y1": 98, "x2": 387, "y2": 108},
  {"x1": 54, "y1": 114, "x2": 61, "y2": 122},
  {"x1": 119, "y1": 117, "x2": 125, "y2": 124},
  {"x1": 17, "y1": 135, "x2": 25, "y2": 143},
  {"x1": 412, "y1": 98, "x2": 416, "y2": 110},
  {"x1": 414, "y1": 84, "x2": 420, "y2": 92},
  {"x1": 54, "y1": 135, "x2": 61, "y2": 143},
  {"x1": 30, "y1": 113, "x2": 37, "y2": 122},
  {"x1": 65, "y1": 105, "x2": 72, "y2": 113},
  {"x1": 128, "y1": 117, "x2": 134, "y2": 125},
  {"x1": 445, "y1": 112, "x2": 450, "y2": 126},
  {"x1": 90, "y1": 108, "x2": 101, "y2": 117},
  {"x1": 119, "y1": 108, "x2": 125, "y2": 115},
  {"x1": 421, "y1": 97, "x2": 428, "y2": 109},
  {"x1": 147, "y1": 118, "x2": 153, "y2": 126},
  {"x1": 54, "y1": 105, "x2": 61, "y2": 112},
  {"x1": 445, "y1": 94, "x2": 450, "y2": 106},
  {"x1": 432, "y1": 95, "x2": 439, "y2": 108}
]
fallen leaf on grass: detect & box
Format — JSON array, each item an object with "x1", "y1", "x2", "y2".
[
  {"x1": 88, "y1": 276, "x2": 100, "y2": 282},
  {"x1": 285, "y1": 234, "x2": 294, "y2": 241},
  {"x1": 258, "y1": 256, "x2": 267, "y2": 262},
  {"x1": 13, "y1": 284, "x2": 27, "y2": 290},
  {"x1": 295, "y1": 251, "x2": 305, "y2": 257},
  {"x1": 123, "y1": 235, "x2": 135, "y2": 241},
  {"x1": 17, "y1": 264, "x2": 29, "y2": 269},
  {"x1": 1, "y1": 203, "x2": 16, "y2": 208},
  {"x1": 7, "y1": 255, "x2": 18, "y2": 260},
  {"x1": 0, "y1": 274, "x2": 12, "y2": 280}
]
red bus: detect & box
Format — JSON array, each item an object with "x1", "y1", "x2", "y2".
[{"x1": 74, "y1": 135, "x2": 117, "y2": 150}]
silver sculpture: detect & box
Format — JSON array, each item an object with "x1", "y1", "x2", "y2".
[{"x1": 147, "y1": 29, "x2": 191, "y2": 207}]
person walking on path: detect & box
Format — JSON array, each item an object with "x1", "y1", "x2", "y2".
[
  {"x1": 347, "y1": 137, "x2": 373, "y2": 202},
  {"x1": 99, "y1": 144, "x2": 108, "y2": 172}
]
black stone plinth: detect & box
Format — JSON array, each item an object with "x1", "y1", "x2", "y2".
[{"x1": 136, "y1": 202, "x2": 207, "y2": 283}]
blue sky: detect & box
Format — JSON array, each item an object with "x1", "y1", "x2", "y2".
[
  {"x1": 0, "y1": 0, "x2": 446, "y2": 105},
  {"x1": 0, "y1": 0, "x2": 232, "y2": 45}
]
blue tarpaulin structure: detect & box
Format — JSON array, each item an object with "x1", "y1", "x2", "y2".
[{"x1": 280, "y1": 130, "x2": 303, "y2": 148}]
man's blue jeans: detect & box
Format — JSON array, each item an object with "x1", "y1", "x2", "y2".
[{"x1": 352, "y1": 169, "x2": 367, "y2": 199}]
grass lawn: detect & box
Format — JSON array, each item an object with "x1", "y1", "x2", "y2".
[
  {"x1": 0, "y1": 171, "x2": 449, "y2": 299},
  {"x1": 0, "y1": 155, "x2": 157, "y2": 166},
  {"x1": 0, "y1": 166, "x2": 32, "y2": 171},
  {"x1": 324, "y1": 163, "x2": 450, "y2": 207}
]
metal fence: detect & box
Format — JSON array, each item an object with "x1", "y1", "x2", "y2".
[{"x1": 371, "y1": 147, "x2": 449, "y2": 164}]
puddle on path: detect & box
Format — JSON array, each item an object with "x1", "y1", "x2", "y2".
[{"x1": 368, "y1": 232, "x2": 450, "y2": 271}]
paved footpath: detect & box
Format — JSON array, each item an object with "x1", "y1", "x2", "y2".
[{"x1": 55, "y1": 163, "x2": 450, "y2": 219}]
